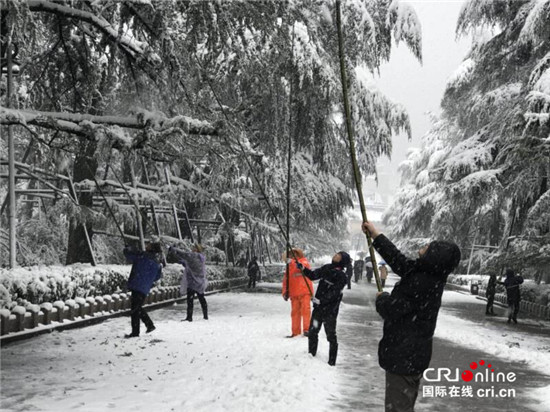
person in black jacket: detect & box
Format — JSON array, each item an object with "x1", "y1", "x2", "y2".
[
  {"x1": 362, "y1": 221, "x2": 461, "y2": 412},
  {"x1": 485, "y1": 274, "x2": 497, "y2": 316},
  {"x1": 247, "y1": 256, "x2": 260, "y2": 289},
  {"x1": 499, "y1": 269, "x2": 524, "y2": 324},
  {"x1": 296, "y1": 251, "x2": 350, "y2": 366}
]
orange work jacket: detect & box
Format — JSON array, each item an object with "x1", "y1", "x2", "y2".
[{"x1": 282, "y1": 257, "x2": 313, "y2": 298}]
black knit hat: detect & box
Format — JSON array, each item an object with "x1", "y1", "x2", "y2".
[
  {"x1": 420, "y1": 240, "x2": 461, "y2": 277},
  {"x1": 338, "y1": 251, "x2": 351, "y2": 268}
]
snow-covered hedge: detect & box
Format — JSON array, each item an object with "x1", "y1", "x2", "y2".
[
  {"x1": 447, "y1": 274, "x2": 550, "y2": 307},
  {"x1": 0, "y1": 263, "x2": 245, "y2": 310}
]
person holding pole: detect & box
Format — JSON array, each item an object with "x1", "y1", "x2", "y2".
[
  {"x1": 123, "y1": 240, "x2": 164, "y2": 338},
  {"x1": 499, "y1": 268, "x2": 524, "y2": 324},
  {"x1": 282, "y1": 248, "x2": 313, "y2": 337},
  {"x1": 168, "y1": 244, "x2": 209, "y2": 321},
  {"x1": 296, "y1": 251, "x2": 350, "y2": 366},
  {"x1": 362, "y1": 221, "x2": 461, "y2": 412}
]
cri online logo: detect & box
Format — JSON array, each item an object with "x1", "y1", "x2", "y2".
[{"x1": 423, "y1": 360, "x2": 517, "y2": 383}]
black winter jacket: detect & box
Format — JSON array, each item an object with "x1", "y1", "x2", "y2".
[
  {"x1": 486, "y1": 275, "x2": 497, "y2": 298},
  {"x1": 373, "y1": 235, "x2": 461, "y2": 375},
  {"x1": 503, "y1": 275, "x2": 524, "y2": 303},
  {"x1": 303, "y1": 264, "x2": 348, "y2": 317},
  {"x1": 247, "y1": 260, "x2": 260, "y2": 277}
]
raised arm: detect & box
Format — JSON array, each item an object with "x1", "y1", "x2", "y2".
[
  {"x1": 362, "y1": 222, "x2": 415, "y2": 277},
  {"x1": 169, "y1": 246, "x2": 194, "y2": 265},
  {"x1": 372, "y1": 235, "x2": 416, "y2": 277},
  {"x1": 299, "y1": 263, "x2": 331, "y2": 281}
]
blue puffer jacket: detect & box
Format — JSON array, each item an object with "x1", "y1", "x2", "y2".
[{"x1": 124, "y1": 247, "x2": 163, "y2": 295}]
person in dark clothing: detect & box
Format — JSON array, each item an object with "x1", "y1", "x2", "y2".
[
  {"x1": 346, "y1": 261, "x2": 353, "y2": 289},
  {"x1": 362, "y1": 221, "x2": 461, "y2": 412},
  {"x1": 247, "y1": 256, "x2": 260, "y2": 289},
  {"x1": 365, "y1": 259, "x2": 374, "y2": 283},
  {"x1": 354, "y1": 258, "x2": 364, "y2": 283},
  {"x1": 168, "y1": 244, "x2": 209, "y2": 321},
  {"x1": 123, "y1": 241, "x2": 164, "y2": 338},
  {"x1": 296, "y1": 251, "x2": 350, "y2": 366},
  {"x1": 485, "y1": 274, "x2": 497, "y2": 316},
  {"x1": 499, "y1": 269, "x2": 524, "y2": 324}
]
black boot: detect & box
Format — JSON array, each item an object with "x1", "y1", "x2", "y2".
[
  {"x1": 328, "y1": 343, "x2": 338, "y2": 366},
  {"x1": 308, "y1": 336, "x2": 318, "y2": 357},
  {"x1": 203, "y1": 307, "x2": 208, "y2": 320}
]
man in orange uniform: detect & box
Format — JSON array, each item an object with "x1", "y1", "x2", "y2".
[{"x1": 282, "y1": 248, "x2": 313, "y2": 337}]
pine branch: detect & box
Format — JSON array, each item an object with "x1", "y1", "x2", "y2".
[{"x1": 26, "y1": 0, "x2": 153, "y2": 62}]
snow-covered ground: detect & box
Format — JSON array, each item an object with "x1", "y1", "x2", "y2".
[
  {"x1": 0, "y1": 293, "x2": 341, "y2": 412},
  {"x1": 436, "y1": 290, "x2": 550, "y2": 411},
  {"x1": 1, "y1": 280, "x2": 549, "y2": 412},
  {"x1": 437, "y1": 292, "x2": 550, "y2": 376}
]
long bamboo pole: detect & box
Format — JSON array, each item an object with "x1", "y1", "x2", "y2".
[
  {"x1": 335, "y1": 0, "x2": 382, "y2": 292},
  {"x1": 7, "y1": 36, "x2": 16, "y2": 268}
]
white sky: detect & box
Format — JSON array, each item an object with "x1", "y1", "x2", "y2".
[{"x1": 363, "y1": 0, "x2": 472, "y2": 203}]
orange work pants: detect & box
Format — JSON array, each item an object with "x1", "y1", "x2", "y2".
[{"x1": 291, "y1": 295, "x2": 311, "y2": 336}]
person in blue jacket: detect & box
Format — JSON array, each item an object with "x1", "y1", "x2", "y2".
[{"x1": 123, "y1": 241, "x2": 164, "y2": 338}]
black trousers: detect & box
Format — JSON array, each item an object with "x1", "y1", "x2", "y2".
[
  {"x1": 508, "y1": 300, "x2": 520, "y2": 320},
  {"x1": 187, "y1": 288, "x2": 208, "y2": 320},
  {"x1": 248, "y1": 274, "x2": 257, "y2": 288},
  {"x1": 381, "y1": 279, "x2": 386, "y2": 287},
  {"x1": 486, "y1": 294, "x2": 495, "y2": 314},
  {"x1": 385, "y1": 371, "x2": 422, "y2": 412},
  {"x1": 130, "y1": 291, "x2": 154, "y2": 335},
  {"x1": 308, "y1": 307, "x2": 338, "y2": 365}
]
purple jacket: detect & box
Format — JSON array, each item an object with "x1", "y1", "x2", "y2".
[{"x1": 170, "y1": 247, "x2": 208, "y2": 294}]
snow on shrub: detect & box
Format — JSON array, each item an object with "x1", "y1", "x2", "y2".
[{"x1": 0, "y1": 263, "x2": 246, "y2": 309}]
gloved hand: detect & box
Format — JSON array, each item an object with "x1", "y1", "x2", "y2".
[
  {"x1": 283, "y1": 293, "x2": 289, "y2": 301},
  {"x1": 295, "y1": 261, "x2": 304, "y2": 270}
]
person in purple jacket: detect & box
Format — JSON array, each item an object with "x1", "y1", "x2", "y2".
[
  {"x1": 123, "y1": 241, "x2": 164, "y2": 338},
  {"x1": 169, "y1": 244, "x2": 209, "y2": 321}
]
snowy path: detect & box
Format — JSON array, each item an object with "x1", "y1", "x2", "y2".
[
  {"x1": 1, "y1": 279, "x2": 550, "y2": 412},
  {"x1": 1, "y1": 293, "x2": 341, "y2": 412},
  {"x1": 338, "y1": 277, "x2": 550, "y2": 412}
]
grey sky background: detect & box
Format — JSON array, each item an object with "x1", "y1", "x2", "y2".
[{"x1": 363, "y1": 0, "x2": 472, "y2": 203}]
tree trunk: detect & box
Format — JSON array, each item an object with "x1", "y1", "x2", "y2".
[{"x1": 66, "y1": 141, "x2": 97, "y2": 264}]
